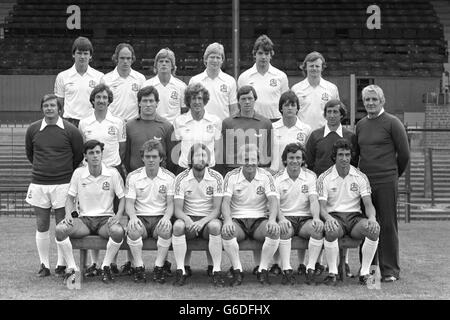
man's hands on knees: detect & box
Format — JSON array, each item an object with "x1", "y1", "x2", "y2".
[
  {"x1": 222, "y1": 219, "x2": 235, "y2": 238},
  {"x1": 128, "y1": 216, "x2": 143, "y2": 231},
  {"x1": 324, "y1": 217, "x2": 339, "y2": 233},
  {"x1": 312, "y1": 218, "x2": 324, "y2": 233},
  {"x1": 108, "y1": 215, "x2": 121, "y2": 227},
  {"x1": 266, "y1": 219, "x2": 280, "y2": 236},
  {"x1": 366, "y1": 217, "x2": 380, "y2": 235},
  {"x1": 157, "y1": 216, "x2": 172, "y2": 233},
  {"x1": 278, "y1": 217, "x2": 291, "y2": 235}
]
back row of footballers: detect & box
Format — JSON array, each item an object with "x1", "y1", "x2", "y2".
[{"x1": 54, "y1": 137, "x2": 379, "y2": 287}]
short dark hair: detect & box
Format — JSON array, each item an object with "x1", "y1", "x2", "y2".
[
  {"x1": 138, "y1": 86, "x2": 159, "y2": 104},
  {"x1": 252, "y1": 34, "x2": 274, "y2": 57},
  {"x1": 89, "y1": 84, "x2": 114, "y2": 106},
  {"x1": 112, "y1": 43, "x2": 136, "y2": 64},
  {"x1": 331, "y1": 139, "x2": 353, "y2": 163},
  {"x1": 237, "y1": 85, "x2": 257, "y2": 101},
  {"x1": 279, "y1": 90, "x2": 299, "y2": 115},
  {"x1": 83, "y1": 139, "x2": 104, "y2": 154},
  {"x1": 323, "y1": 99, "x2": 347, "y2": 119},
  {"x1": 139, "y1": 139, "x2": 165, "y2": 160},
  {"x1": 72, "y1": 36, "x2": 93, "y2": 55},
  {"x1": 184, "y1": 83, "x2": 209, "y2": 108},
  {"x1": 40, "y1": 94, "x2": 62, "y2": 112},
  {"x1": 188, "y1": 143, "x2": 210, "y2": 169},
  {"x1": 281, "y1": 142, "x2": 306, "y2": 167}
]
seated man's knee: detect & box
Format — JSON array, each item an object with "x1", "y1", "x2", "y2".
[
  {"x1": 310, "y1": 230, "x2": 324, "y2": 240},
  {"x1": 157, "y1": 227, "x2": 172, "y2": 239},
  {"x1": 325, "y1": 230, "x2": 339, "y2": 242},
  {"x1": 280, "y1": 227, "x2": 293, "y2": 240},
  {"x1": 109, "y1": 224, "x2": 125, "y2": 242},
  {"x1": 127, "y1": 227, "x2": 143, "y2": 241},
  {"x1": 172, "y1": 219, "x2": 186, "y2": 236},
  {"x1": 207, "y1": 219, "x2": 222, "y2": 235},
  {"x1": 55, "y1": 221, "x2": 70, "y2": 241}
]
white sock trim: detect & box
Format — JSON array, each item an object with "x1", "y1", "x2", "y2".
[
  {"x1": 157, "y1": 236, "x2": 172, "y2": 248},
  {"x1": 127, "y1": 236, "x2": 142, "y2": 246},
  {"x1": 324, "y1": 239, "x2": 338, "y2": 249},
  {"x1": 36, "y1": 230, "x2": 50, "y2": 239},
  {"x1": 309, "y1": 237, "x2": 324, "y2": 247}
]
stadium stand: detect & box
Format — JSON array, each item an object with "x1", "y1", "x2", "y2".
[{"x1": 0, "y1": 0, "x2": 446, "y2": 77}]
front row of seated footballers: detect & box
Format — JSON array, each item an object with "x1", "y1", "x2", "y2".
[{"x1": 56, "y1": 138, "x2": 380, "y2": 287}]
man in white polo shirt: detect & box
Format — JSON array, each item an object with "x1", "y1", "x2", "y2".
[
  {"x1": 54, "y1": 37, "x2": 104, "y2": 127},
  {"x1": 101, "y1": 43, "x2": 146, "y2": 122},
  {"x1": 143, "y1": 48, "x2": 187, "y2": 124},
  {"x1": 125, "y1": 139, "x2": 175, "y2": 283},
  {"x1": 172, "y1": 143, "x2": 224, "y2": 287},
  {"x1": 317, "y1": 139, "x2": 380, "y2": 286},
  {"x1": 173, "y1": 83, "x2": 221, "y2": 173},
  {"x1": 222, "y1": 144, "x2": 280, "y2": 286},
  {"x1": 237, "y1": 35, "x2": 289, "y2": 122},
  {"x1": 79, "y1": 84, "x2": 126, "y2": 177},
  {"x1": 291, "y1": 51, "x2": 339, "y2": 131},
  {"x1": 274, "y1": 143, "x2": 323, "y2": 285},
  {"x1": 189, "y1": 42, "x2": 238, "y2": 120},
  {"x1": 55, "y1": 140, "x2": 125, "y2": 284}
]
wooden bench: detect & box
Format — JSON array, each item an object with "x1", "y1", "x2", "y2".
[{"x1": 71, "y1": 236, "x2": 361, "y2": 282}]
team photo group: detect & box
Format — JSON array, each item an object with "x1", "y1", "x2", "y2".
[{"x1": 25, "y1": 33, "x2": 410, "y2": 289}]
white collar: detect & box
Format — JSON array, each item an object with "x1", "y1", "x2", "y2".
[
  {"x1": 324, "y1": 124, "x2": 343, "y2": 138},
  {"x1": 280, "y1": 168, "x2": 307, "y2": 182},
  {"x1": 367, "y1": 108, "x2": 385, "y2": 119},
  {"x1": 186, "y1": 168, "x2": 215, "y2": 181},
  {"x1": 111, "y1": 67, "x2": 138, "y2": 80},
  {"x1": 249, "y1": 63, "x2": 276, "y2": 75},
  {"x1": 136, "y1": 167, "x2": 164, "y2": 181},
  {"x1": 237, "y1": 167, "x2": 264, "y2": 183},
  {"x1": 330, "y1": 165, "x2": 359, "y2": 180},
  {"x1": 69, "y1": 64, "x2": 94, "y2": 77},
  {"x1": 81, "y1": 163, "x2": 112, "y2": 179},
  {"x1": 85, "y1": 110, "x2": 116, "y2": 124},
  {"x1": 40, "y1": 117, "x2": 65, "y2": 131}
]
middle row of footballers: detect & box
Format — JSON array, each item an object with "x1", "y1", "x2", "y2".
[
  {"x1": 55, "y1": 138, "x2": 380, "y2": 287},
  {"x1": 81, "y1": 81, "x2": 355, "y2": 180}
]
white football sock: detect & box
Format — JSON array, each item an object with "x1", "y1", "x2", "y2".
[
  {"x1": 259, "y1": 237, "x2": 280, "y2": 272},
  {"x1": 208, "y1": 234, "x2": 223, "y2": 272},
  {"x1": 55, "y1": 237, "x2": 66, "y2": 267},
  {"x1": 102, "y1": 238, "x2": 123, "y2": 268},
  {"x1": 56, "y1": 238, "x2": 78, "y2": 271},
  {"x1": 306, "y1": 237, "x2": 324, "y2": 270},
  {"x1": 360, "y1": 238, "x2": 379, "y2": 276},
  {"x1": 324, "y1": 239, "x2": 339, "y2": 275},
  {"x1": 156, "y1": 237, "x2": 172, "y2": 267},
  {"x1": 36, "y1": 231, "x2": 50, "y2": 268},
  {"x1": 127, "y1": 236, "x2": 143, "y2": 267},
  {"x1": 222, "y1": 238, "x2": 242, "y2": 272},
  {"x1": 172, "y1": 235, "x2": 187, "y2": 274},
  {"x1": 278, "y1": 239, "x2": 292, "y2": 271}
]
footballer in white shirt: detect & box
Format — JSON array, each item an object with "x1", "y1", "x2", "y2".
[
  {"x1": 125, "y1": 139, "x2": 175, "y2": 283},
  {"x1": 55, "y1": 140, "x2": 125, "y2": 284},
  {"x1": 221, "y1": 144, "x2": 280, "y2": 286},
  {"x1": 317, "y1": 139, "x2": 380, "y2": 286},
  {"x1": 274, "y1": 143, "x2": 323, "y2": 285},
  {"x1": 172, "y1": 143, "x2": 225, "y2": 287}
]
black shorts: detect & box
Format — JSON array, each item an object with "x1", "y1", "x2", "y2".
[
  {"x1": 79, "y1": 216, "x2": 110, "y2": 234},
  {"x1": 330, "y1": 212, "x2": 364, "y2": 235},
  {"x1": 285, "y1": 216, "x2": 312, "y2": 235},
  {"x1": 234, "y1": 217, "x2": 267, "y2": 239}
]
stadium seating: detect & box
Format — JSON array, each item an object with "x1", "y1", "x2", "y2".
[
  {"x1": 0, "y1": 0, "x2": 446, "y2": 77},
  {"x1": 71, "y1": 235, "x2": 362, "y2": 282}
]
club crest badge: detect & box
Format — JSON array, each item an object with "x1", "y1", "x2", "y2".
[
  {"x1": 269, "y1": 79, "x2": 277, "y2": 87},
  {"x1": 321, "y1": 93, "x2": 329, "y2": 101},
  {"x1": 102, "y1": 182, "x2": 110, "y2": 191},
  {"x1": 206, "y1": 125, "x2": 214, "y2": 133},
  {"x1": 158, "y1": 185, "x2": 167, "y2": 194},
  {"x1": 206, "y1": 186, "x2": 213, "y2": 195},
  {"x1": 170, "y1": 91, "x2": 178, "y2": 99},
  {"x1": 256, "y1": 186, "x2": 265, "y2": 195},
  {"x1": 107, "y1": 126, "x2": 116, "y2": 136},
  {"x1": 220, "y1": 84, "x2": 228, "y2": 93},
  {"x1": 131, "y1": 83, "x2": 139, "y2": 92},
  {"x1": 301, "y1": 185, "x2": 309, "y2": 193},
  {"x1": 350, "y1": 183, "x2": 359, "y2": 192},
  {"x1": 89, "y1": 80, "x2": 96, "y2": 88},
  {"x1": 297, "y1": 132, "x2": 306, "y2": 144}
]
